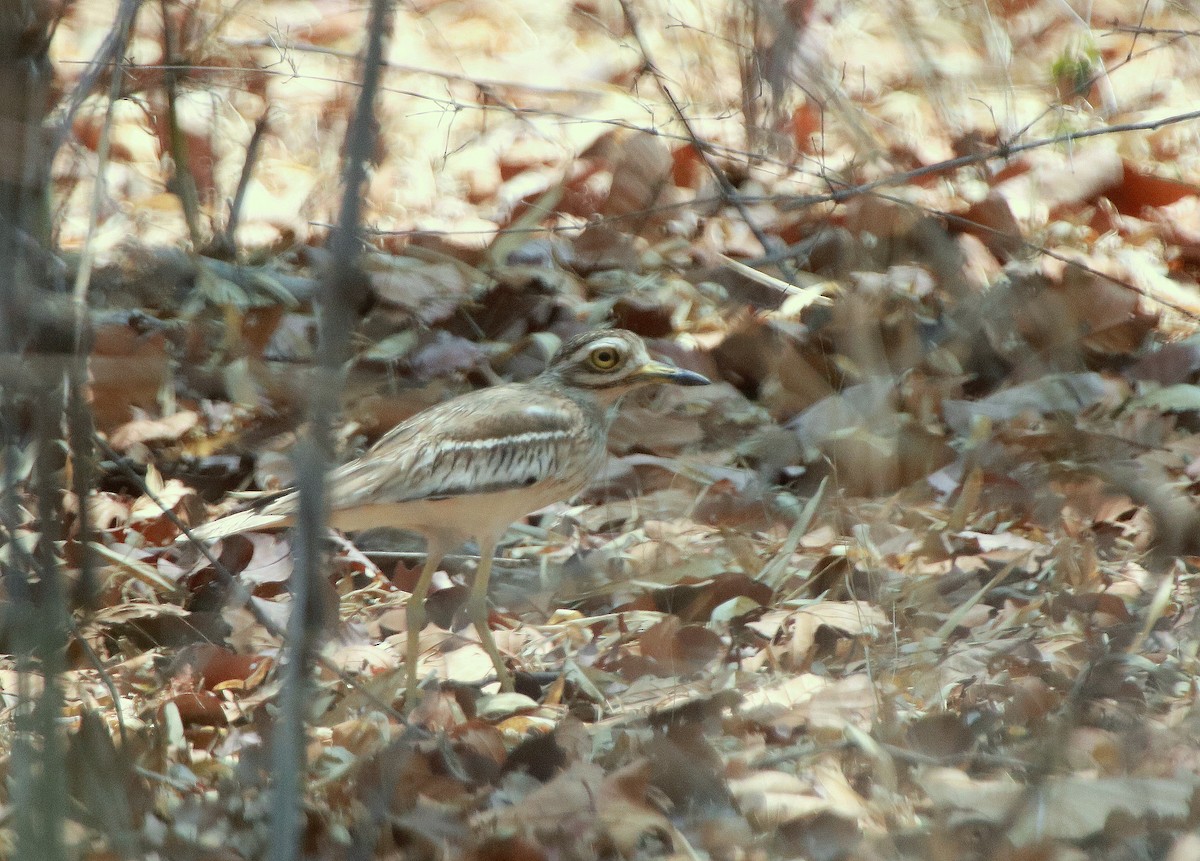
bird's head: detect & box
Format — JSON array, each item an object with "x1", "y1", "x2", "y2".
[{"x1": 541, "y1": 328, "x2": 710, "y2": 405}]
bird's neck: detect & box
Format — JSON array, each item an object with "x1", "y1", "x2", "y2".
[{"x1": 534, "y1": 372, "x2": 626, "y2": 417}]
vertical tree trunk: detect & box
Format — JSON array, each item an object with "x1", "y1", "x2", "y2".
[
  {"x1": 0, "y1": 5, "x2": 70, "y2": 861},
  {"x1": 0, "y1": 0, "x2": 54, "y2": 350}
]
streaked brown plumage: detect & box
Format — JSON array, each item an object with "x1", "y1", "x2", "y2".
[{"x1": 189, "y1": 328, "x2": 710, "y2": 702}]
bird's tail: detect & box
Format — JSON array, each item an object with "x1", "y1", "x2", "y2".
[{"x1": 178, "y1": 493, "x2": 296, "y2": 543}]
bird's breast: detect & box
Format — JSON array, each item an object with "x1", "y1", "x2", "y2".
[{"x1": 329, "y1": 472, "x2": 593, "y2": 543}]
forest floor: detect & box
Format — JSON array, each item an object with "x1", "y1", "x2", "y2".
[{"x1": 18, "y1": 0, "x2": 1200, "y2": 858}]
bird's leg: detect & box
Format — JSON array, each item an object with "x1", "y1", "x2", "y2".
[
  {"x1": 404, "y1": 539, "x2": 445, "y2": 710},
  {"x1": 465, "y1": 536, "x2": 513, "y2": 692}
]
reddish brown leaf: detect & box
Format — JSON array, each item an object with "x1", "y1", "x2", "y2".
[
  {"x1": 163, "y1": 691, "x2": 227, "y2": 728},
  {"x1": 1106, "y1": 163, "x2": 1200, "y2": 216}
]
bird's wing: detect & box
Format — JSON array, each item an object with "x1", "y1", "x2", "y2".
[
  {"x1": 327, "y1": 384, "x2": 589, "y2": 508},
  {"x1": 182, "y1": 385, "x2": 591, "y2": 542}
]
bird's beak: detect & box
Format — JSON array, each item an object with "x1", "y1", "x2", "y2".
[{"x1": 633, "y1": 360, "x2": 711, "y2": 386}]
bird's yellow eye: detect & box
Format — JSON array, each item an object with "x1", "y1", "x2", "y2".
[{"x1": 588, "y1": 346, "x2": 621, "y2": 370}]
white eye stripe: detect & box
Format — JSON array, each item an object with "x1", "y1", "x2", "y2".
[{"x1": 572, "y1": 339, "x2": 624, "y2": 358}]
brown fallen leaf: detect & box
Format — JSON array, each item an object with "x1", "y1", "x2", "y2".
[
  {"x1": 162, "y1": 691, "x2": 228, "y2": 728},
  {"x1": 480, "y1": 759, "x2": 673, "y2": 858},
  {"x1": 109, "y1": 410, "x2": 199, "y2": 451},
  {"x1": 728, "y1": 769, "x2": 830, "y2": 828},
  {"x1": 638, "y1": 615, "x2": 724, "y2": 677},
  {"x1": 1106, "y1": 162, "x2": 1200, "y2": 216},
  {"x1": 917, "y1": 767, "x2": 1196, "y2": 845},
  {"x1": 783, "y1": 601, "x2": 889, "y2": 665}
]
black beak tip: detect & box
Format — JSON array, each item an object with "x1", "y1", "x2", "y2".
[{"x1": 673, "y1": 369, "x2": 711, "y2": 386}]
